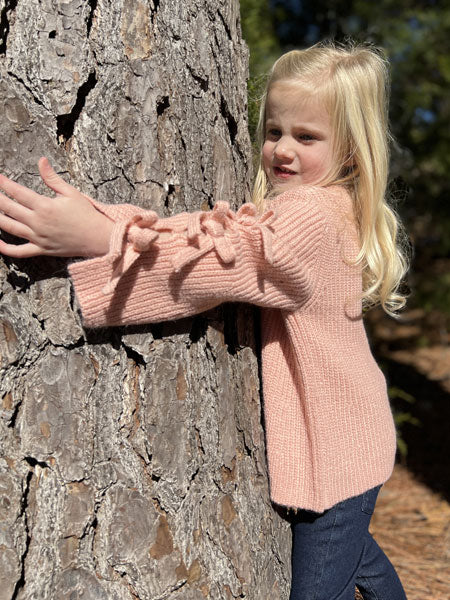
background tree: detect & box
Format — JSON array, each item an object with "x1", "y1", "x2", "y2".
[{"x1": 0, "y1": 1, "x2": 292, "y2": 598}]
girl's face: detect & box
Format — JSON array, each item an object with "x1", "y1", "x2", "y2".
[{"x1": 262, "y1": 82, "x2": 336, "y2": 189}]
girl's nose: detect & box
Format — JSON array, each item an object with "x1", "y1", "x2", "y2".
[{"x1": 274, "y1": 142, "x2": 295, "y2": 161}]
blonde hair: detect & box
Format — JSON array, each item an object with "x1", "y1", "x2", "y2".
[{"x1": 252, "y1": 41, "x2": 410, "y2": 317}]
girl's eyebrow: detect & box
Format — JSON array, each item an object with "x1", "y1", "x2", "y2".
[{"x1": 265, "y1": 119, "x2": 326, "y2": 136}]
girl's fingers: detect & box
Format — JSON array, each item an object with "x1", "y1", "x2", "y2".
[
  {"x1": 0, "y1": 237, "x2": 42, "y2": 258},
  {"x1": 0, "y1": 191, "x2": 33, "y2": 224},
  {"x1": 0, "y1": 212, "x2": 34, "y2": 242},
  {"x1": 0, "y1": 173, "x2": 42, "y2": 209},
  {"x1": 38, "y1": 157, "x2": 81, "y2": 198}
]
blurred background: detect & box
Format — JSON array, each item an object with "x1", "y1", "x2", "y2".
[{"x1": 240, "y1": 2, "x2": 450, "y2": 594}]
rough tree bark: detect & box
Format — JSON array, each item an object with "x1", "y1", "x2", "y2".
[{"x1": 0, "y1": 1, "x2": 292, "y2": 599}]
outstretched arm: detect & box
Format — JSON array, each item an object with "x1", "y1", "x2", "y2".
[
  {"x1": 67, "y1": 186, "x2": 330, "y2": 328},
  {"x1": 1, "y1": 159, "x2": 333, "y2": 329},
  {"x1": 0, "y1": 158, "x2": 113, "y2": 258}
]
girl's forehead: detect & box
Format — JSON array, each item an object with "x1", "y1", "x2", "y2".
[{"x1": 265, "y1": 81, "x2": 329, "y2": 119}]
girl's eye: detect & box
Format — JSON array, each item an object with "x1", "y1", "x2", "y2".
[
  {"x1": 266, "y1": 129, "x2": 281, "y2": 139},
  {"x1": 298, "y1": 133, "x2": 315, "y2": 142}
]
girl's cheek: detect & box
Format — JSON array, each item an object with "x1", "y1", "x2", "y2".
[{"x1": 262, "y1": 143, "x2": 272, "y2": 168}]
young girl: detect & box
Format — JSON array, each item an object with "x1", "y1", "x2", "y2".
[{"x1": 0, "y1": 42, "x2": 409, "y2": 599}]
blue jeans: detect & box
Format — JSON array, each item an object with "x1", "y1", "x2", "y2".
[{"x1": 289, "y1": 485, "x2": 407, "y2": 600}]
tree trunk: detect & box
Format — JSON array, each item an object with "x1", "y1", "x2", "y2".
[{"x1": 0, "y1": 1, "x2": 291, "y2": 598}]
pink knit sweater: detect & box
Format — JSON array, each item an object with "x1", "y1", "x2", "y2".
[{"x1": 68, "y1": 185, "x2": 397, "y2": 512}]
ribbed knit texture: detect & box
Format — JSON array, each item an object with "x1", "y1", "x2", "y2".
[{"x1": 68, "y1": 185, "x2": 397, "y2": 512}]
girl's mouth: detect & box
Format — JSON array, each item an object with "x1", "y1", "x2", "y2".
[{"x1": 273, "y1": 166, "x2": 296, "y2": 178}]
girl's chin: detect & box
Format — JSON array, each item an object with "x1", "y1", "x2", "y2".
[
  {"x1": 270, "y1": 175, "x2": 302, "y2": 187},
  {"x1": 268, "y1": 174, "x2": 323, "y2": 189},
  {"x1": 268, "y1": 179, "x2": 304, "y2": 196}
]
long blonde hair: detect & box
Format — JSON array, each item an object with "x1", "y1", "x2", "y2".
[{"x1": 252, "y1": 41, "x2": 410, "y2": 317}]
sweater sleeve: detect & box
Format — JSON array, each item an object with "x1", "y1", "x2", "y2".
[{"x1": 67, "y1": 186, "x2": 330, "y2": 328}]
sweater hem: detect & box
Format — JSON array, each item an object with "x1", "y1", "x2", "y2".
[{"x1": 269, "y1": 469, "x2": 395, "y2": 514}]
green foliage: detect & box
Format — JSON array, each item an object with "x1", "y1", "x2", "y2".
[
  {"x1": 246, "y1": 75, "x2": 266, "y2": 171},
  {"x1": 412, "y1": 270, "x2": 450, "y2": 317},
  {"x1": 240, "y1": 0, "x2": 281, "y2": 156},
  {"x1": 388, "y1": 386, "x2": 416, "y2": 404},
  {"x1": 351, "y1": 2, "x2": 450, "y2": 261},
  {"x1": 240, "y1": 0, "x2": 280, "y2": 75},
  {"x1": 388, "y1": 386, "x2": 421, "y2": 457}
]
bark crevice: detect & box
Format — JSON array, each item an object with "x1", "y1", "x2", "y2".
[
  {"x1": 0, "y1": 0, "x2": 18, "y2": 55},
  {"x1": 7, "y1": 70, "x2": 46, "y2": 109},
  {"x1": 86, "y1": 0, "x2": 98, "y2": 37},
  {"x1": 223, "y1": 305, "x2": 239, "y2": 355},
  {"x1": 122, "y1": 341, "x2": 146, "y2": 366},
  {"x1": 217, "y1": 9, "x2": 232, "y2": 42},
  {"x1": 156, "y1": 95, "x2": 170, "y2": 116},
  {"x1": 24, "y1": 456, "x2": 50, "y2": 470},
  {"x1": 149, "y1": 579, "x2": 187, "y2": 600},
  {"x1": 56, "y1": 71, "x2": 98, "y2": 142},
  {"x1": 220, "y1": 94, "x2": 238, "y2": 145},
  {"x1": 187, "y1": 66, "x2": 209, "y2": 92},
  {"x1": 150, "y1": 0, "x2": 161, "y2": 25},
  {"x1": 6, "y1": 396, "x2": 22, "y2": 428},
  {"x1": 11, "y1": 470, "x2": 33, "y2": 600},
  {"x1": 188, "y1": 315, "x2": 208, "y2": 346},
  {"x1": 5, "y1": 263, "x2": 31, "y2": 292}
]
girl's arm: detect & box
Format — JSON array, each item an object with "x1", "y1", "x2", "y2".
[
  {"x1": 68, "y1": 189, "x2": 330, "y2": 329},
  {"x1": 0, "y1": 159, "x2": 330, "y2": 329}
]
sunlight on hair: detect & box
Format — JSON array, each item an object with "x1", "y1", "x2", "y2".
[{"x1": 252, "y1": 40, "x2": 410, "y2": 318}]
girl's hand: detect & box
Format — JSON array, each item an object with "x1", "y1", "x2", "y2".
[{"x1": 0, "y1": 157, "x2": 114, "y2": 258}]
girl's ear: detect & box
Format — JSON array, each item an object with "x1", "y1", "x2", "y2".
[{"x1": 339, "y1": 154, "x2": 357, "y2": 180}]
